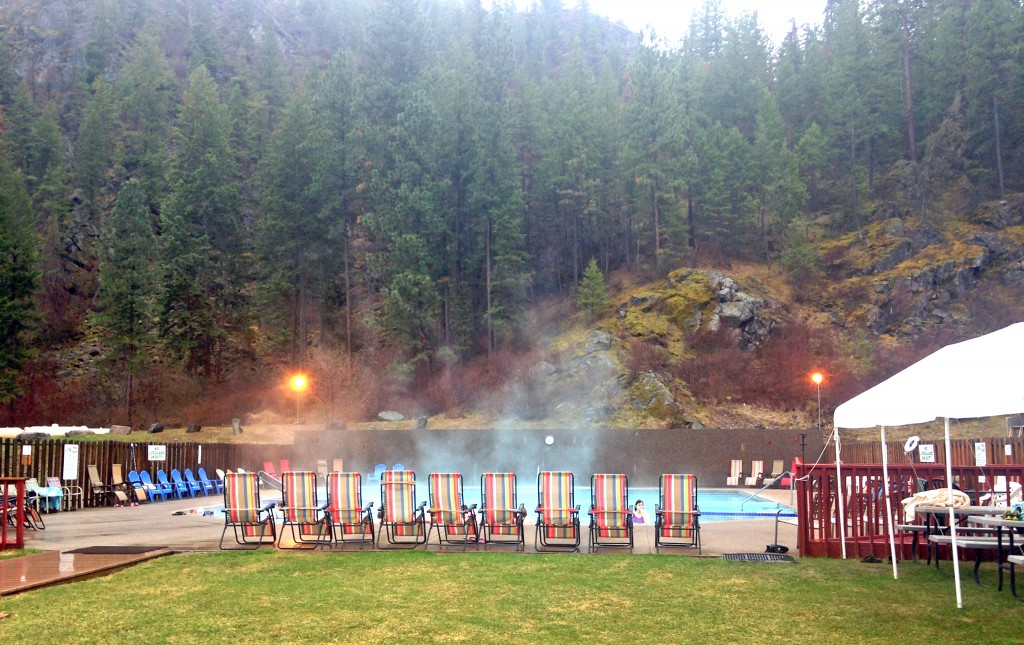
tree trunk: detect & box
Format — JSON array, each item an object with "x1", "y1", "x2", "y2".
[
  {"x1": 900, "y1": 8, "x2": 917, "y2": 161},
  {"x1": 993, "y1": 92, "x2": 1005, "y2": 197},
  {"x1": 486, "y1": 218, "x2": 493, "y2": 357},
  {"x1": 343, "y1": 227, "x2": 352, "y2": 366}
]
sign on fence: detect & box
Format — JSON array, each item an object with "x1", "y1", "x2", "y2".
[
  {"x1": 975, "y1": 442, "x2": 987, "y2": 467},
  {"x1": 147, "y1": 444, "x2": 166, "y2": 461},
  {"x1": 62, "y1": 444, "x2": 79, "y2": 480},
  {"x1": 919, "y1": 444, "x2": 935, "y2": 462}
]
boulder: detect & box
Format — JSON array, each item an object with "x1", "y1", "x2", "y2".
[
  {"x1": 378, "y1": 411, "x2": 404, "y2": 422},
  {"x1": 414, "y1": 416, "x2": 428, "y2": 430},
  {"x1": 17, "y1": 432, "x2": 51, "y2": 441},
  {"x1": 186, "y1": 423, "x2": 202, "y2": 433},
  {"x1": 110, "y1": 425, "x2": 131, "y2": 435},
  {"x1": 65, "y1": 429, "x2": 94, "y2": 437},
  {"x1": 147, "y1": 423, "x2": 164, "y2": 434},
  {"x1": 231, "y1": 418, "x2": 243, "y2": 435}
]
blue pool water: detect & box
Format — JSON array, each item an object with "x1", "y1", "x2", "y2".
[{"x1": 187, "y1": 486, "x2": 794, "y2": 522}]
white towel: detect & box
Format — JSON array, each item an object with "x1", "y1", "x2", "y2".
[{"x1": 900, "y1": 488, "x2": 971, "y2": 523}]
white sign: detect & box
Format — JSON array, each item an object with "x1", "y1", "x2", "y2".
[
  {"x1": 148, "y1": 444, "x2": 167, "y2": 461},
  {"x1": 919, "y1": 444, "x2": 936, "y2": 463},
  {"x1": 975, "y1": 442, "x2": 988, "y2": 467},
  {"x1": 21, "y1": 444, "x2": 31, "y2": 456},
  {"x1": 1006, "y1": 444, "x2": 1013, "y2": 457},
  {"x1": 62, "y1": 444, "x2": 79, "y2": 480}
]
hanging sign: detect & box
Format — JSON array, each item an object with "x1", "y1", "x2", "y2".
[
  {"x1": 148, "y1": 444, "x2": 167, "y2": 461},
  {"x1": 62, "y1": 444, "x2": 80, "y2": 480}
]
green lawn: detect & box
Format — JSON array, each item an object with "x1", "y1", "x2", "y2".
[{"x1": 1, "y1": 551, "x2": 1019, "y2": 643}]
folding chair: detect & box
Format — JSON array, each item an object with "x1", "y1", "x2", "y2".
[
  {"x1": 376, "y1": 470, "x2": 426, "y2": 549},
  {"x1": 427, "y1": 473, "x2": 478, "y2": 550},
  {"x1": 654, "y1": 474, "x2": 701, "y2": 554},
  {"x1": 326, "y1": 472, "x2": 375, "y2": 549},
  {"x1": 277, "y1": 470, "x2": 330, "y2": 549},
  {"x1": 535, "y1": 471, "x2": 580, "y2": 552},
  {"x1": 479, "y1": 472, "x2": 526, "y2": 550},
  {"x1": 220, "y1": 471, "x2": 277, "y2": 549},
  {"x1": 588, "y1": 473, "x2": 633, "y2": 552}
]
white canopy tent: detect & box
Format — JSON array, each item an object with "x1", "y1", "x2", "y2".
[{"x1": 832, "y1": 321, "x2": 1024, "y2": 609}]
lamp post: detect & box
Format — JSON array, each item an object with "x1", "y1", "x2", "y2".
[
  {"x1": 289, "y1": 373, "x2": 308, "y2": 425},
  {"x1": 811, "y1": 371, "x2": 824, "y2": 435}
]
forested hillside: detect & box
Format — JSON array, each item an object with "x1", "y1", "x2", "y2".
[{"x1": 1, "y1": 0, "x2": 1023, "y2": 428}]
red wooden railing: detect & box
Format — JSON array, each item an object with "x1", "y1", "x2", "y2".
[{"x1": 797, "y1": 462, "x2": 1024, "y2": 558}]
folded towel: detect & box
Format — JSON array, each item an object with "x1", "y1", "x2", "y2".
[{"x1": 900, "y1": 488, "x2": 971, "y2": 523}]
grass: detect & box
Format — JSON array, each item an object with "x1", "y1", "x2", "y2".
[{"x1": 1, "y1": 551, "x2": 1021, "y2": 643}]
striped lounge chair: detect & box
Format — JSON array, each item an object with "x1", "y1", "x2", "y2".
[
  {"x1": 220, "y1": 471, "x2": 277, "y2": 549},
  {"x1": 478, "y1": 472, "x2": 526, "y2": 550},
  {"x1": 535, "y1": 470, "x2": 580, "y2": 552},
  {"x1": 745, "y1": 460, "x2": 764, "y2": 487},
  {"x1": 588, "y1": 473, "x2": 633, "y2": 552},
  {"x1": 726, "y1": 460, "x2": 743, "y2": 487},
  {"x1": 326, "y1": 472, "x2": 375, "y2": 549},
  {"x1": 654, "y1": 473, "x2": 701, "y2": 554},
  {"x1": 376, "y1": 470, "x2": 426, "y2": 549},
  {"x1": 278, "y1": 470, "x2": 330, "y2": 549},
  {"x1": 427, "y1": 472, "x2": 478, "y2": 550}
]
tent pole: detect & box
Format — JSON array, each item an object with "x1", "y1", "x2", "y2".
[
  {"x1": 945, "y1": 417, "x2": 962, "y2": 609},
  {"x1": 881, "y1": 425, "x2": 898, "y2": 579},
  {"x1": 834, "y1": 427, "x2": 847, "y2": 559}
]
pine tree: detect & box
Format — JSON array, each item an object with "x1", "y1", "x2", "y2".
[
  {"x1": 159, "y1": 65, "x2": 242, "y2": 380},
  {"x1": 0, "y1": 153, "x2": 40, "y2": 402},
  {"x1": 577, "y1": 258, "x2": 611, "y2": 320},
  {"x1": 93, "y1": 179, "x2": 157, "y2": 423}
]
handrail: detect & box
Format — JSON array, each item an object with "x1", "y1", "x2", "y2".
[
  {"x1": 740, "y1": 471, "x2": 792, "y2": 511},
  {"x1": 258, "y1": 470, "x2": 282, "y2": 491}
]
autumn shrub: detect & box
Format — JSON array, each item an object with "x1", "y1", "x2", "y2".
[{"x1": 626, "y1": 338, "x2": 667, "y2": 376}]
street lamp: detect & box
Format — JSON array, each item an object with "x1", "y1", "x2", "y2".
[
  {"x1": 810, "y1": 371, "x2": 824, "y2": 434},
  {"x1": 289, "y1": 373, "x2": 308, "y2": 424}
]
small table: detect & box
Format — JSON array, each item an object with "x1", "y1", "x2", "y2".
[{"x1": 967, "y1": 515, "x2": 1024, "y2": 596}]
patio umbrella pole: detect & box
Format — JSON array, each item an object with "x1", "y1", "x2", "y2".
[
  {"x1": 834, "y1": 427, "x2": 848, "y2": 559},
  {"x1": 880, "y1": 426, "x2": 898, "y2": 579},
  {"x1": 944, "y1": 417, "x2": 963, "y2": 609}
]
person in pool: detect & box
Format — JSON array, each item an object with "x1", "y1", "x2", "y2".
[{"x1": 632, "y1": 499, "x2": 650, "y2": 524}]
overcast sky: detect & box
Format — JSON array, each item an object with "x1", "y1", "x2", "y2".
[{"x1": 487, "y1": 1, "x2": 828, "y2": 45}]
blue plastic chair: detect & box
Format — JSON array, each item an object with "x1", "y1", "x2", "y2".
[
  {"x1": 198, "y1": 467, "x2": 224, "y2": 494},
  {"x1": 140, "y1": 470, "x2": 170, "y2": 501},
  {"x1": 127, "y1": 470, "x2": 150, "y2": 504},
  {"x1": 159, "y1": 469, "x2": 185, "y2": 499},
  {"x1": 368, "y1": 463, "x2": 386, "y2": 482},
  {"x1": 392, "y1": 463, "x2": 405, "y2": 471},
  {"x1": 184, "y1": 468, "x2": 209, "y2": 496}
]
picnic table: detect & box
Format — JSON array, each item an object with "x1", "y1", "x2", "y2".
[
  {"x1": 915, "y1": 505, "x2": 1007, "y2": 568},
  {"x1": 968, "y1": 515, "x2": 1024, "y2": 597}
]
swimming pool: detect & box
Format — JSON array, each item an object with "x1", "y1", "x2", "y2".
[{"x1": 185, "y1": 486, "x2": 794, "y2": 522}]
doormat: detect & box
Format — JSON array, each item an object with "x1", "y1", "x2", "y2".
[
  {"x1": 722, "y1": 553, "x2": 795, "y2": 563},
  {"x1": 66, "y1": 546, "x2": 168, "y2": 555}
]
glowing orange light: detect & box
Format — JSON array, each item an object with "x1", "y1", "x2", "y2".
[
  {"x1": 289, "y1": 374, "x2": 308, "y2": 393},
  {"x1": 811, "y1": 372, "x2": 824, "y2": 385}
]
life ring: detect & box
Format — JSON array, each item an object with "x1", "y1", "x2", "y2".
[{"x1": 903, "y1": 436, "x2": 920, "y2": 453}]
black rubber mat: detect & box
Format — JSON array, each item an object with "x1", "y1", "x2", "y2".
[
  {"x1": 722, "y1": 552, "x2": 795, "y2": 562},
  {"x1": 66, "y1": 546, "x2": 167, "y2": 554}
]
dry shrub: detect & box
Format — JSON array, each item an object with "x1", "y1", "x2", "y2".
[
  {"x1": 626, "y1": 338, "x2": 667, "y2": 376},
  {"x1": 671, "y1": 327, "x2": 749, "y2": 403}
]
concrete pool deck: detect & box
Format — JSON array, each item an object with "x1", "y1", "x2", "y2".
[{"x1": 3, "y1": 487, "x2": 799, "y2": 594}]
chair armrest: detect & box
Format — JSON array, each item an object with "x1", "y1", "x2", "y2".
[{"x1": 362, "y1": 501, "x2": 375, "y2": 513}]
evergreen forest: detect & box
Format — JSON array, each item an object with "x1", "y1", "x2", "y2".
[{"x1": 2, "y1": 0, "x2": 1024, "y2": 428}]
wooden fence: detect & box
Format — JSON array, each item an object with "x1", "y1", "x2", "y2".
[
  {"x1": 837, "y1": 437, "x2": 1024, "y2": 466},
  {"x1": 0, "y1": 439, "x2": 290, "y2": 509},
  {"x1": 796, "y1": 462, "x2": 1024, "y2": 558}
]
